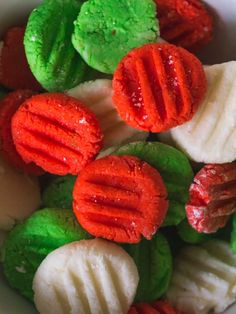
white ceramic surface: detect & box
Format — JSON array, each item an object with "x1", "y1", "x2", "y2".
[{"x1": 0, "y1": 0, "x2": 236, "y2": 313}]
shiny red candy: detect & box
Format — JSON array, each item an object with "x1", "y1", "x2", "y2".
[
  {"x1": 0, "y1": 90, "x2": 43, "y2": 175},
  {"x1": 155, "y1": 0, "x2": 213, "y2": 51},
  {"x1": 0, "y1": 27, "x2": 42, "y2": 91},
  {"x1": 186, "y1": 164, "x2": 236, "y2": 233},
  {"x1": 113, "y1": 43, "x2": 206, "y2": 133},
  {"x1": 12, "y1": 93, "x2": 103, "y2": 175},
  {"x1": 73, "y1": 155, "x2": 168, "y2": 243}
]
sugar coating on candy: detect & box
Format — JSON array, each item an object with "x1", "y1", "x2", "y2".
[
  {"x1": 24, "y1": 0, "x2": 87, "y2": 92},
  {"x1": 2, "y1": 208, "x2": 90, "y2": 300},
  {"x1": 129, "y1": 300, "x2": 179, "y2": 314},
  {"x1": 123, "y1": 232, "x2": 172, "y2": 302},
  {"x1": 73, "y1": 155, "x2": 168, "y2": 243},
  {"x1": 113, "y1": 43, "x2": 207, "y2": 133},
  {"x1": 0, "y1": 27, "x2": 42, "y2": 91},
  {"x1": 11, "y1": 93, "x2": 103, "y2": 175},
  {"x1": 42, "y1": 175, "x2": 76, "y2": 209},
  {"x1": 67, "y1": 79, "x2": 148, "y2": 151},
  {"x1": 170, "y1": 62, "x2": 236, "y2": 163},
  {"x1": 167, "y1": 240, "x2": 236, "y2": 314},
  {"x1": 155, "y1": 0, "x2": 213, "y2": 51},
  {"x1": 0, "y1": 90, "x2": 44, "y2": 175},
  {"x1": 0, "y1": 155, "x2": 41, "y2": 231},
  {"x1": 186, "y1": 163, "x2": 236, "y2": 233},
  {"x1": 115, "y1": 142, "x2": 194, "y2": 226},
  {"x1": 33, "y1": 238, "x2": 139, "y2": 314},
  {"x1": 72, "y1": 0, "x2": 159, "y2": 74}
]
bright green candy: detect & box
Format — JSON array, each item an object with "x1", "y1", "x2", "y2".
[
  {"x1": 72, "y1": 0, "x2": 159, "y2": 74},
  {"x1": 42, "y1": 175, "x2": 76, "y2": 209},
  {"x1": 114, "y1": 142, "x2": 194, "y2": 226},
  {"x1": 1, "y1": 208, "x2": 91, "y2": 300},
  {"x1": 177, "y1": 219, "x2": 211, "y2": 244},
  {"x1": 24, "y1": 0, "x2": 87, "y2": 92},
  {"x1": 123, "y1": 232, "x2": 172, "y2": 302}
]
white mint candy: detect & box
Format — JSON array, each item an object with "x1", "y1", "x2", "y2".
[
  {"x1": 67, "y1": 79, "x2": 148, "y2": 151},
  {"x1": 33, "y1": 238, "x2": 139, "y2": 314},
  {"x1": 167, "y1": 240, "x2": 236, "y2": 314},
  {"x1": 0, "y1": 156, "x2": 41, "y2": 231},
  {"x1": 169, "y1": 61, "x2": 236, "y2": 163}
]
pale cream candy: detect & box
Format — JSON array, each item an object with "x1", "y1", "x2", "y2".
[
  {"x1": 33, "y1": 238, "x2": 139, "y2": 314},
  {"x1": 169, "y1": 62, "x2": 236, "y2": 163},
  {"x1": 67, "y1": 79, "x2": 148, "y2": 151},
  {"x1": 167, "y1": 240, "x2": 236, "y2": 314},
  {"x1": 0, "y1": 156, "x2": 41, "y2": 231}
]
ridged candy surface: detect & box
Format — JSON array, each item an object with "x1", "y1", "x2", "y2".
[
  {"x1": 115, "y1": 142, "x2": 194, "y2": 226},
  {"x1": 12, "y1": 93, "x2": 103, "y2": 175},
  {"x1": 33, "y1": 239, "x2": 139, "y2": 314},
  {"x1": 73, "y1": 155, "x2": 168, "y2": 243},
  {"x1": 24, "y1": 0, "x2": 87, "y2": 92},
  {"x1": 167, "y1": 240, "x2": 236, "y2": 314},
  {"x1": 113, "y1": 43, "x2": 207, "y2": 132},
  {"x1": 155, "y1": 0, "x2": 213, "y2": 50},
  {"x1": 67, "y1": 79, "x2": 148, "y2": 151},
  {"x1": 186, "y1": 163, "x2": 236, "y2": 233},
  {"x1": 170, "y1": 62, "x2": 236, "y2": 163}
]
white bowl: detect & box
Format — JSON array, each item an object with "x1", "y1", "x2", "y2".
[{"x1": 0, "y1": 1, "x2": 236, "y2": 313}]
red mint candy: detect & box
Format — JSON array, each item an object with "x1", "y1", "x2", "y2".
[
  {"x1": 0, "y1": 90, "x2": 44, "y2": 175},
  {"x1": 12, "y1": 93, "x2": 103, "y2": 175},
  {"x1": 155, "y1": 0, "x2": 213, "y2": 51},
  {"x1": 129, "y1": 300, "x2": 179, "y2": 314},
  {"x1": 0, "y1": 26, "x2": 42, "y2": 91},
  {"x1": 113, "y1": 43, "x2": 207, "y2": 133},
  {"x1": 186, "y1": 163, "x2": 236, "y2": 233},
  {"x1": 73, "y1": 155, "x2": 168, "y2": 243}
]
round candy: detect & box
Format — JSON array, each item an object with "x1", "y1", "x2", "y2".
[
  {"x1": 155, "y1": 0, "x2": 213, "y2": 51},
  {"x1": 11, "y1": 93, "x2": 103, "y2": 175},
  {"x1": 115, "y1": 142, "x2": 194, "y2": 226},
  {"x1": 112, "y1": 43, "x2": 207, "y2": 133},
  {"x1": 167, "y1": 240, "x2": 236, "y2": 314},
  {"x1": 0, "y1": 155, "x2": 41, "y2": 231},
  {"x1": 0, "y1": 27, "x2": 42, "y2": 91},
  {"x1": 129, "y1": 300, "x2": 179, "y2": 314},
  {"x1": 2, "y1": 208, "x2": 90, "y2": 300},
  {"x1": 24, "y1": 0, "x2": 87, "y2": 92},
  {"x1": 67, "y1": 79, "x2": 148, "y2": 151},
  {"x1": 42, "y1": 175, "x2": 76, "y2": 209},
  {"x1": 123, "y1": 232, "x2": 172, "y2": 302},
  {"x1": 177, "y1": 219, "x2": 211, "y2": 244},
  {"x1": 33, "y1": 239, "x2": 139, "y2": 314},
  {"x1": 0, "y1": 90, "x2": 43, "y2": 174},
  {"x1": 170, "y1": 61, "x2": 236, "y2": 163},
  {"x1": 186, "y1": 163, "x2": 236, "y2": 233},
  {"x1": 73, "y1": 155, "x2": 168, "y2": 243},
  {"x1": 72, "y1": 0, "x2": 159, "y2": 74}
]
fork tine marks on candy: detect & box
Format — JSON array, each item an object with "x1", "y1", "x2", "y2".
[
  {"x1": 112, "y1": 43, "x2": 207, "y2": 133},
  {"x1": 186, "y1": 163, "x2": 236, "y2": 233},
  {"x1": 73, "y1": 155, "x2": 168, "y2": 243},
  {"x1": 11, "y1": 93, "x2": 103, "y2": 175}
]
